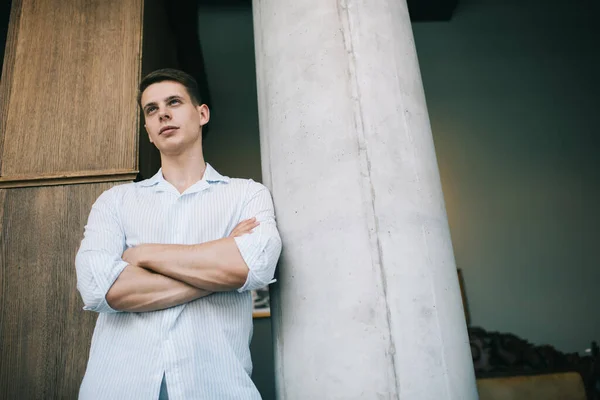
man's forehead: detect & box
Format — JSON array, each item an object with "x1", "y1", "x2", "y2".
[{"x1": 141, "y1": 81, "x2": 189, "y2": 105}]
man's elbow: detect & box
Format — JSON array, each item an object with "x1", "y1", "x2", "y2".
[
  {"x1": 75, "y1": 252, "x2": 126, "y2": 313},
  {"x1": 104, "y1": 287, "x2": 124, "y2": 311},
  {"x1": 238, "y1": 256, "x2": 279, "y2": 292},
  {"x1": 77, "y1": 280, "x2": 121, "y2": 313},
  {"x1": 78, "y1": 289, "x2": 105, "y2": 313},
  {"x1": 250, "y1": 236, "x2": 281, "y2": 284},
  {"x1": 233, "y1": 232, "x2": 281, "y2": 291}
]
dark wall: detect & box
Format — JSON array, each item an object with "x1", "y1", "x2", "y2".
[
  {"x1": 250, "y1": 318, "x2": 275, "y2": 400},
  {"x1": 414, "y1": 0, "x2": 600, "y2": 353},
  {"x1": 0, "y1": 0, "x2": 12, "y2": 71}
]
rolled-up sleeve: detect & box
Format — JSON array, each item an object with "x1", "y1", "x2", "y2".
[
  {"x1": 75, "y1": 188, "x2": 128, "y2": 313},
  {"x1": 234, "y1": 181, "x2": 282, "y2": 292}
]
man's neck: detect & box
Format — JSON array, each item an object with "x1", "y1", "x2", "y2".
[{"x1": 160, "y1": 151, "x2": 207, "y2": 194}]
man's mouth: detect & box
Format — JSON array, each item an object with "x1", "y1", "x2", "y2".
[{"x1": 159, "y1": 125, "x2": 179, "y2": 135}]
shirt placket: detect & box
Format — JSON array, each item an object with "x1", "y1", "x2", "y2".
[{"x1": 161, "y1": 193, "x2": 186, "y2": 389}]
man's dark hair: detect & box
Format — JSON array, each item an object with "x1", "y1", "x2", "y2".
[{"x1": 137, "y1": 68, "x2": 203, "y2": 107}]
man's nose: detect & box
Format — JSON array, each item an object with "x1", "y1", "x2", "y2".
[{"x1": 159, "y1": 108, "x2": 171, "y2": 121}]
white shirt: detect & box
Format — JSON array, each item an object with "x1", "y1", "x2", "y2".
[{"x1": 75, "y1": 164, "x2": 282, "y2": 399}]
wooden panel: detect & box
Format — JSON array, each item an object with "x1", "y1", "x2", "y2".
[
  {"x1": 0, "y1": 0, "x2": 143, "y2": 180},
  {"x1": 0, "y1": 182, "x2": 116, "y2": 399},
  {"x1": 0, "y1": 169, "x2": 137, "y2": 189}
]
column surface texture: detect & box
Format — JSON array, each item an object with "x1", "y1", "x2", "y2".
[{"x1": 252, "y1": 1, "x2": 478, "y2": 399}]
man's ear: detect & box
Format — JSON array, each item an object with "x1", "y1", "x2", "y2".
[{"x1": 197, "y1": 104, "x2": 210, "y2": 127}]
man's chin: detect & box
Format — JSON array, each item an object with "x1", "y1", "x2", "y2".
[
  {"x1": 156, "y1": 141, "x2": 183, "y2": 154},
  {"x1": 156, "y1": 140, "x2": 198, "y2": 157}
]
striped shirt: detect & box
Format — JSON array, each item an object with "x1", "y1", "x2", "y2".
[{"x1": 75, "y1": 163, "x2": 282, "y2": 399}]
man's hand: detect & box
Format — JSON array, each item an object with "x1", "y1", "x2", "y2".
[{"x1": 229, "y1": 217, "x2": 259, "y2": 238}]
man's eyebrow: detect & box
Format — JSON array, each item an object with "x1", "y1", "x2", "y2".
[
  {"x1": 142, "y1": 101, "x2": 157, "y2": 112},
  {"x1": 142, "y1": 95, "x2": 185, "y2": 112},
  {"x1": 165, "y1": 95, "x2": 184, "y2": 102}
]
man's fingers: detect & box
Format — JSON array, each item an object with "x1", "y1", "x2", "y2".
[
  {"x1": 230, "y1": 218, "x2": 260, "y2": 237},
  {"x1": 239, "y1": 217, "x2": 257, "y2": 226},
  {"x1": 235, "y1": 218, "x2": 259, "y2": 230},
  {"x1": 233, "y1": 223, "x2": 259, "y2": 234}
]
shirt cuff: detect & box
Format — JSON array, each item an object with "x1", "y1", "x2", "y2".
[
  {"x1": 83, "y1": 259, "x2": 129, "y2": 313},
  {"x1": 234, "y1": 235, "x2": 270, "y2": 292}
]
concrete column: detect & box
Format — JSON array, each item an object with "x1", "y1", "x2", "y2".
[{"x1": 252, "y1": 1, "x2": 478, "y2": 399}]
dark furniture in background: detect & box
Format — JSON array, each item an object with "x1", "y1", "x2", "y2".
[{"x1": 469, "y1": 326, "x2": 600, "y2": 400}]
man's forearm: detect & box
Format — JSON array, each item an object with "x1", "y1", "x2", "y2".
[
  {"x1": 133, "y1": 238, "x2": 249, "y2": 292},
  {"x1": 106, "y1": 264, "x2": 212, "y2": 312}
]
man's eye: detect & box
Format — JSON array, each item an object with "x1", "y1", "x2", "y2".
[{"x1": 168, "y1": 99, "x2": 181, "y2": 106}]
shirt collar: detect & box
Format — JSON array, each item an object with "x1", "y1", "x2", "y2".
[
  {"x1": 203, "y1": 163, "x2": 231, "y2": 184},
  {"x1": 138, "y1": 163, "x2": 230, "y2": 192}
]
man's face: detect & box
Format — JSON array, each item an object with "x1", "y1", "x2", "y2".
[{"x1": 141, "y1": 81, "x2": 209, "y2": 155}]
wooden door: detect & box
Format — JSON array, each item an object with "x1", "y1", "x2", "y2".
[{"x1": 0, "y1": 0, "x2": 143, "y2": 398}]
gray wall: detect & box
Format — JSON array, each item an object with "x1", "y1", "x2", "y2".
[
  {"x1": 414, "y1": 0, "x2": 600, "y2": 353},
  {"x1": 196, "y1": 2, "x2": 599, "y2": 396}
]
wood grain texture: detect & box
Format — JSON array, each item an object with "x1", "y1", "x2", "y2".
[
  {"x1": 0, "y1": 0, "x2": 143, "y2": 178},
  {"x1": 0, "y1": 182, "x2": 117, "y2": 399},
  {"x1": 0, "y1": 169, "x2": 138, "y2": 188}
]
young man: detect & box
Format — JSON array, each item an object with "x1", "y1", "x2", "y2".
[{"x1": 75, "y1": 69, "x2": 282, "y2": 399}]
